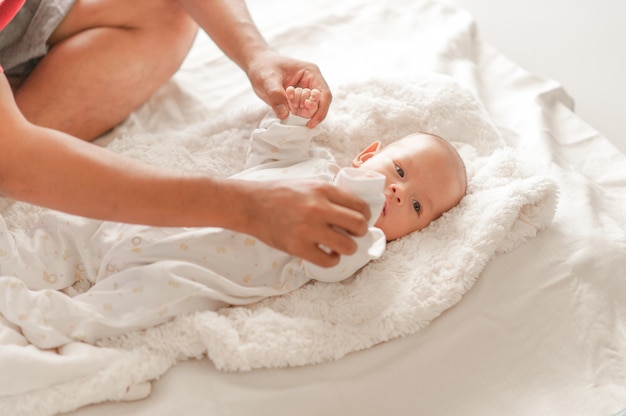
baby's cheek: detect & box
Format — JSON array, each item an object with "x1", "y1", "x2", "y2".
[{"x1": 387, "y1": 216, "x2": 425, "y2": 241}]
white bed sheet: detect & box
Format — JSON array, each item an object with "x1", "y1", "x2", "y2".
[
  {"x1": 448, "y1": 0, "x2": 626, "y2": 155},
  {"x1": 15, "y1": 0, "x2": 626, "y2": 414}
]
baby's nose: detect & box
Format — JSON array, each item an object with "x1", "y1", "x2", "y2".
[{"x1": 390, "y1": 184, "x2": 405, "y2": 204}]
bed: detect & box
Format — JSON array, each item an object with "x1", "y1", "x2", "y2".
[{"x1": 1, "y1": 0, "x2": 625, "y2": 415}]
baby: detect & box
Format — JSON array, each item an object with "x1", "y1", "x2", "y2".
[
  {"x1": 0, "y1": 87, "x2": 466, "y2": 346},
  {"x1": 285, "y1": 86, "x2": 467, "y2": 241}
]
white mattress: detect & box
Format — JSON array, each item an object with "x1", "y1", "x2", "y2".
[{"x1": 3, "y1": 0, "x2": 625, "y2": 415}]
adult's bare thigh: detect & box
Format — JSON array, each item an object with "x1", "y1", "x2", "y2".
[
  {"x1": 15, "y1": 0, "x2": 197, "y2": 140},
  {"x1": 49, "y1": 0, "x2": 192, "y2": 46}
]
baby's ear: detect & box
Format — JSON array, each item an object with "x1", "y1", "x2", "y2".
[{"x1": 352, "y1": 141, "x2": 382, "y2": 167}]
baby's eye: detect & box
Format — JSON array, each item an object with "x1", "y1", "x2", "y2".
[
  {"x1": 395, "y1": 165, "x2": 404, "y2": 178},
  {"x1": 412, "y1": 199, "x2": 421, "y2": 213}
]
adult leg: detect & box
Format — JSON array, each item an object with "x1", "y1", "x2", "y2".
[{"x1": 14, "y1": 0, "x2": 198, "y2": 141}]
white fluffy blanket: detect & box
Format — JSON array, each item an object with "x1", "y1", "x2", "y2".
[{"x1": 0, "y1": 75, "x2": 557, "y2": 415}]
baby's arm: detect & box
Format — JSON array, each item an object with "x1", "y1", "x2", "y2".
[{"x1": 244, "y1": 88, "x2": 322, "y2": 169}]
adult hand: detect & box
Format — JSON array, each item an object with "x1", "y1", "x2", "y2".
[
  {"x1": 177, "y1": 0, "x2": 331, "y2": 126},
  {"x1": 246, "y1": 50, "x2": 332, "y2": 128},
  {"x1": 238, "y1": 178, "x2": 370, "y2": 267}
]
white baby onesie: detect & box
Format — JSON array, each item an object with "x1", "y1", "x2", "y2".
[{"x1": 0, "y1": 113, "x2": 386, "y2": 347}]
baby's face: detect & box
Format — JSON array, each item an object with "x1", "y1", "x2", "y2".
[{"x1": 358, "y1": 133, "x2": 465, "y2": 240}]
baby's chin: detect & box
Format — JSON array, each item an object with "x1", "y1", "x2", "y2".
[
  {"x1": 375, "y1": 220, "x2": 425, "y2": 242},
  {"x1": 374, "y1": 221, "x2": 395, "y2": 242}
]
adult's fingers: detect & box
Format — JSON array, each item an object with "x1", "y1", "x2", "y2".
[
  {"x1": 262, "y1": 78, "x2": 290, "y2": 120},
  {"x1": 307, "y1": 88, "x2": 332, "y2": 128},
  {"x1": 326, "y1": 186, "x2": 371, "y2": 237}
]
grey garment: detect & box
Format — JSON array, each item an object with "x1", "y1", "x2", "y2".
[{"x1": 0, "y1": 0, "x2": 75, "y2": 76}]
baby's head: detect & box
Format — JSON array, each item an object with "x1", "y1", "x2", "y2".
[{"x1": 353, "y1": 133, "x2": 467, "y2": 240}]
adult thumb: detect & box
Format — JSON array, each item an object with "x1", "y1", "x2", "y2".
[{"x1": 264, "y1": 81, "x2": 290, "y2": 119}]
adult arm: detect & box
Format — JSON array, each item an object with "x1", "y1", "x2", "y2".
[
  {"x1": 176, "y1": 0, "x2": 331, "y2": 128},
  {"x1": 0, "y1": 77, "x2": 367, "y2": 267}
]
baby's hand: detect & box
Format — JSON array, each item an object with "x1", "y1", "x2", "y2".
[{"x1": 285, "y1": 86, "x2": 321, "y2": 119}]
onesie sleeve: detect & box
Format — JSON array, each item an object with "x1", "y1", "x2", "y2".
[
  {"x1": 303, "y1": 227, "x2": 386, "y2": 283},
  {"x1": 245, "y1": 112, "x2": 321, "y2": 169}
]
